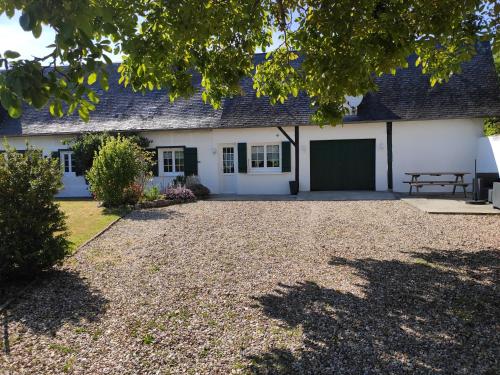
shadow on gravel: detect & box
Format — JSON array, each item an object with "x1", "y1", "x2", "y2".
[
  {"x1": 248, "y1": 249, "x2": 499, "y2": 374},
  {"x1": 127, "y1": 209, "x2": 185, "y2": 221},
  {"x1": 1, "y1": 270, "x2": 108, "y2": 353}
]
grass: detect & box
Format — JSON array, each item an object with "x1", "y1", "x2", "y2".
[{"x1": 56, "y1": 199, "x2": 128, "y2": 251}]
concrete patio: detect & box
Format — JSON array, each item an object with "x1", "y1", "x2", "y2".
[{"x1": 401, "y1": 196, "x2": 500, "y2": 215}]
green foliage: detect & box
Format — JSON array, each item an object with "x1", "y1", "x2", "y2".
[
  {"x1": 0, "y1": 144, "x2": 69, "y2": 280},
  {"x1": 484, "y1": 52, "x2": 500, "y2": 135},
  {"x1": 122, "y1": 183, "x2": 144, "y2": 205},
  {"x1": 86, "y1": 135, "x2": 152, "y2": 207},
  {"x1": 64, "y1": 132, "x2": 151, "y2": 175},
  {"x1": 484, "y1": 118, "x2": 500, "y2": 136},
  {"x1": 142, "y1": 185, "x2": 163, "y2": 202},
  {"x1": 0, "y1": 1, "x2": 498, "y2": 124}
]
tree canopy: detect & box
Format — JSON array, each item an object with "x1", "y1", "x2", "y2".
[{"x1": 0, "y1": 0, "x2": 498, "y2": 124}]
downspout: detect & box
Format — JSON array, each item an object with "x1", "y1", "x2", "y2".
[
  {"x1": 387, "y1": 122, "x2": 393, "y2": 190},
  {"x1": 277, "y1": 126, "x2": 300, "y2": 194},
  {"x1": 295, "y1": 126, "x2": 300, "y2": 189}
]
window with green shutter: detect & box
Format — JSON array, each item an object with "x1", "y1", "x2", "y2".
[
  {"x1": 281, "y1": 141, "x2": 291, "y2": 172},
  {"x1": 237, "y1": 143, "x2": 247, "y2": 173},
  {"x1": 184, "y1": 147, "x2": 198, "y2": 176}
]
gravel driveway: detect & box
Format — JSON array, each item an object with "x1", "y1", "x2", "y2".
[{"x1": 1, "y1": 200, "x2": 499, "y2": 374}]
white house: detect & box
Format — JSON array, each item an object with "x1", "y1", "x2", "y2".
[{"x1": 1, "y1": 46, "x2": 500, "y2": 197}]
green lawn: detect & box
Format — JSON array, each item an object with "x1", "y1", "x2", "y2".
[{"x1": 57, "y1": 199, "x2": 128, "y2": 251}]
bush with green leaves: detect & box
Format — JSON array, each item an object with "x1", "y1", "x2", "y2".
[
  {"x1": 0, "y1": 144, "x2": 69, "y2": 280},
  {"x1": 484, "y1": 118, "x2": 500, "y2": 136},
  {"x1": 142, "y1": 185, "x2": 163, "y2": 202},
  {"x1": 65, "y1": 132, "x2": 151, "y2": 176},
  {"x1": 86, "y1": 135, "x2": 152, "y2": 207}
]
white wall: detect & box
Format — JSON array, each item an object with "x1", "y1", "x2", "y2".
[
  {"x1": 147, "y1": 123, "x2": 388, "y2": 194},
  {"x1": 477, "y1": 135, "x2": 500, "y2": 173},
  {"x1": 1, "y1": 118, "x2": 484, "y2": 196},
  {"x1": 144, "y1": 127, "x2": 295, "y2": 194},
  {"x1": 392, "y1": 119, "x2": 484, "y2": 193}
]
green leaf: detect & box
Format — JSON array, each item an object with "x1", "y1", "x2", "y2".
[
  {"x1": 78, "y1": 107, "x2": 90, "y2": 122},
  {"x1": 8, "y1": 105, "x2": 22, "y2": 118},
  {"x1": 4, "y1": 50, "x2": 20, "y2": 59},
  {"x1": 32, "y1": 23, "x2": 42, "y2": 39},
  {"x1": 68, "y1": 102, "x2": 78, "y2": 115},
  {"x1": 19, "y1": 12, "x2": 32, "y2": 31},
  {"x1": 31, "y1": 92, "x2": 48, "y2": 109},
  {"x1": 99, "y1": 74, "x2": 109, "y2": 91},
  {"x1": 49, "y1": 101, "x2": 63, "y2": 117},
  {"x1": 88, "y1": 91, "x2": 100, "y2": 104},
  {"x1": 87, "y1": 72, "x2": 97, "y2": 85},
  {"x1": 103, "y1": 54, "x2": 112, "y2": 65},
  {"x1": 0, "y1": 90, "x2": 14, "y2": 110}
]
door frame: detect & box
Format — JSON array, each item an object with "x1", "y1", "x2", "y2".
[{"x1": 218, "y1": 144, "x2": 238, "y2": 194}]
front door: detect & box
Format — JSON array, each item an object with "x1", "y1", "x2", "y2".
[{"x1": 219, "y1": 145, "x2": 237, "y2": 193}]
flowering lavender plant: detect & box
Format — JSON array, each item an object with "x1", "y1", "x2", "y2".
[{"x1": 163, "y1": 186, "x2": 196, "y2": 202}]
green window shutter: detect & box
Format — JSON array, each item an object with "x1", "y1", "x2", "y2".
[
  {"x1": 73, "y1": 153, "x2": 83, "y2": 176},
  {"x1": 147, "y1": 149, "x2": 159, "y2": 177},
  {"x1": 238, "y1": 143, "x2": 247, "y2": 173},
  {"x1": 281, "y1": 141, "x2": 291, "y2": 172},
  {"x1": 184, "y1": 147, "x2": 198, "y2": 176}
]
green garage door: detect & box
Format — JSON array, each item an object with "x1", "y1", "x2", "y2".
[{"x1": 310, "y1": 139, "x2": 376, "y2": 191}]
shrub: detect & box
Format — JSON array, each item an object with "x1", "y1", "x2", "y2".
[
  {"x1": 123, "y1": 183, "x2": 144, "y2": 205},
  {"x1": 65, "y1": 132, "x2": 151, "y2": 175},
  {"x1": 163, "y1": 186, "x2": 196, "y2": 202},
  {"x1": 142, "y1": 185, "x2": 163, "y2": 202},
  {"x1": 484, "y1": 118, "x2": 500, "y2": 136},
  {"x1": 0, "y1": 145, "x2": 69, "y2": 280},
  {"x1": 185, "y1": 175, "x2": 210, "y2": 199},
  {"x1": 86, "y1": 136, "x2": 152, "y2": 207},
  {"x1": 186, "y1": 183, "x2": 210, "y2": 199}
]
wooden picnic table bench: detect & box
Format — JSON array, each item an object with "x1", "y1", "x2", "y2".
[{"x1": 404, "y1": 172, "x2": 470, "y2": 197}]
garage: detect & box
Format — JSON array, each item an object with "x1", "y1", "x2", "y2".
[{"x1": 310, "y1": 139, "x2": 376, "y2": 191}]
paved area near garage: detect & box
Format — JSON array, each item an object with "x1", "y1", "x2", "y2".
[{"x1": 402, "y1": 197, "x2": 500, "y2": 215}]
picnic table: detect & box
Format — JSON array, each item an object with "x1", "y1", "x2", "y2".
[{"x1": 404, "y1": 172, "x2": 470, "y2": 197}]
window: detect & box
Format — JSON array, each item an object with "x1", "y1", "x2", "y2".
[
  {"x1": 251, "y1": 144, "x2": 280, "y2": 170},
  {"x1": 222, "y1": 147, "x2": 235, "y2": 174},
  {"x1": 60, "y1": 151, "x2": 75, "y2": 173},
  {"x1": 251, "y1": 146, "x2": 265, "y2": 168},
  {"x1": 266, "y1": 145, "x2": 280, "y2": 167},
  {"x1": 162, "y1": 148, "x2": 184, "y2": 175}
]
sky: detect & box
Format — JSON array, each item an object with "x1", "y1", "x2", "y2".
[
  {"x1": 0, "y1": 13, "x2": 55, "y2": 59},
  {"x1": 0, "y1": 12, "x2": 283, "y2": 62}
]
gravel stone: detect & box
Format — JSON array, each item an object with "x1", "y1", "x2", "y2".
[{"x1": 1, "y1": 200, "x2": 499, "y2": 374}]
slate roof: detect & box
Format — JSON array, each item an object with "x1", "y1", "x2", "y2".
[{"x1": 1, "y1": 44, "x2": 500, "y2": 136}]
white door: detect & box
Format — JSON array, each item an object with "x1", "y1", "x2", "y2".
[
  {"x1": 58, "y1": 151, "x2": 91, "y2": 197},
  {"x1": 219, "y1": 145, "x2": 237, "y2": 194}
]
